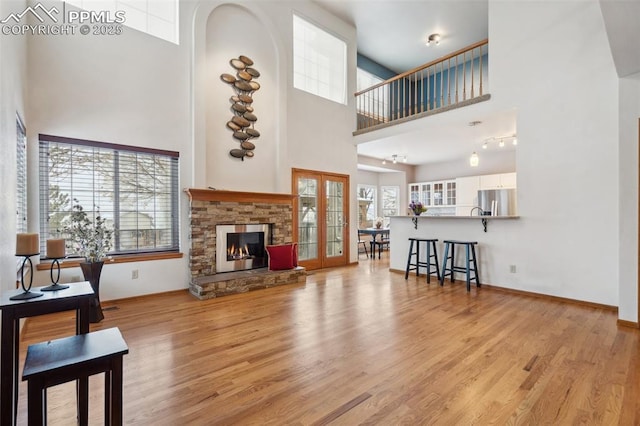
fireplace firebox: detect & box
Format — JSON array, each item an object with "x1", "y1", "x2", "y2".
[{"x1": 216, "y1": 224, "x2": 272, "y2": 273}]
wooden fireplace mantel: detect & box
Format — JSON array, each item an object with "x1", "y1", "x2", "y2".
[{"x1": 185, "y1": 188, "x2": 295, "y2": 204}]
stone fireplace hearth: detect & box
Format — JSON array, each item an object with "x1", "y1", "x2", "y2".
[{"x1": 185, "y1": 189, "x2": 306, "y2": 299}]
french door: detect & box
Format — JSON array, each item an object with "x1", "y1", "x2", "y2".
[{"x1": 292, "y1": 169, "x2": 349, "y2": 270}]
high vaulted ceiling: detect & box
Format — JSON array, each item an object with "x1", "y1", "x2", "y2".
[
  {"x1": 313, "y1": 0, "x2": 499, "y2": 167},
  {"x1": 312, "y1": 0, "x2": 636, "y2": 169},
  {"x1": 313, "y1": 0, "x2": 489, "y2": 74}
]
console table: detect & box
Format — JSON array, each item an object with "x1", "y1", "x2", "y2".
[{"x1": 0, "y1": 281, "x2": 94, "y2": 426}]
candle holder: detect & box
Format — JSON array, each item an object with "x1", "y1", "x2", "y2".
[
  {"x1": 11, "y1": 253, "x2": 44, "y2": 300},
  {"x1": 41, "y1": 257, "x2": 69, "y2": 291}
]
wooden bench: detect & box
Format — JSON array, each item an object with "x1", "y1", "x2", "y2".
[{"x1": 22, "y1": 327, "x2": 129, "y2": 425}]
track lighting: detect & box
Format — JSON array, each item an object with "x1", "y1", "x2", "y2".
[
  {"x1": 482, "y1": 134, "x2": 518, "y2": 149},
  {"x1": 381, "y1": 154, "x2": 407, "y2": 165}
]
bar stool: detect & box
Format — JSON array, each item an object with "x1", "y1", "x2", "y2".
[
  {"x1": 404, "y1": 238, "x2": 440, "y2": 283},
  {"x1": 440, "y1": 240, "x2": 480, "y2": 291}
]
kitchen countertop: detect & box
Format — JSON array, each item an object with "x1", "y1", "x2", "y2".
[{"x1": 394, "y1": 215, "x2": 520, "y2": 219}]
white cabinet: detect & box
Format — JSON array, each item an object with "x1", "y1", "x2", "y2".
[
  {"x1": 408, "y1": 180, "x2": 456, "y2": 207},
  {"x1": 500, "y1": 172, "x2": 517, "y2": 188},
  {"x1": 479, "y1": 172, "x2": 517, "y2": 189},
  {"x1": 411, "y1": 173, "x2": 515, "y2": 216},
  {"x1": 455, "y1": 176, "x2": 480, "y2": 215}
]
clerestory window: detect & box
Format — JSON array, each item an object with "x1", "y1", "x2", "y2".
[
  {"x1": 293, "y1": 14, "x2": 347, "y2": 104},
  {"x1": 65, "y1": 0, "x2": 179, "y2": 45}
]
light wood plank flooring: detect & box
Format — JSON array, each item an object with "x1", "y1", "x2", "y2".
[{"x1": 16, "y1": 255, "x2": 640, "y2": 425}]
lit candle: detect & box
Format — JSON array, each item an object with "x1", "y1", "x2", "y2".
[
  {"x1": 47, "y1": 239, "x2": 66, "y2": 259},
  {"x1": 16, "y1": 233, "x2": 39, "y2": 256}
]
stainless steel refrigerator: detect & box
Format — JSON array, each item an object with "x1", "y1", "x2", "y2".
[{"x1": 477, "y1": 189, "x2": 517, "y2": 216}]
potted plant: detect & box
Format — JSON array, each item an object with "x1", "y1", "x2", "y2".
[
  {"x1": 409, "y1": 201, "x2": 428, "y2": 216},
  {"x1": 62, "y1": 201, "x2": 113, "y2": 323}
]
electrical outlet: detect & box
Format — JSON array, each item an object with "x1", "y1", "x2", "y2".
[
  {"x1": 132, "y1": 269, "x2": 139, "y2": 279},
  {"x1": 509, "y1": 265, "x2": 517, "y2": 273}
]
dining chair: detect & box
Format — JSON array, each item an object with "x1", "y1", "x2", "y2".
[
  {"x1": 373, "y1": 232, "x2": 390, "y2": 259},
  {"x1": 357, "y1": 230, "x2": 369, "y2": 258}
]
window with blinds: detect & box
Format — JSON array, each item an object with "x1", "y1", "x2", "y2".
[
  {"x1": 39, "y1": 134, "x2": 179, "y2": 258},
  {"x1": 16, "y1": 115, "x2": 27, "y2": 234}
]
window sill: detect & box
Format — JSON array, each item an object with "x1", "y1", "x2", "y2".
[{"x1": 36, "y1": 252, "x2": 183, "y2": 271}]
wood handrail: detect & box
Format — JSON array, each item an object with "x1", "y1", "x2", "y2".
[{"x1": 354, "y1": 39, "x2": 488, "y2": 96}]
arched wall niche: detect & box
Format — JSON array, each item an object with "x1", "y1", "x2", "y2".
[{"x1": 193, "y1": 2, "x2": 286, "y2": 192}]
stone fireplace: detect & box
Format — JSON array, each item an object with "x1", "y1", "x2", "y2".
[
  {"x1": 215, "y1": 223, "x2": 271, "y2": 273},
  {"x1": 185, "y1": 189, "x2": 306, "y2": 299}
]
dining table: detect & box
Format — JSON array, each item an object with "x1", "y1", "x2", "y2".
[{"x1": 359, "y1": 227, "x2": 390, "y2": 259}]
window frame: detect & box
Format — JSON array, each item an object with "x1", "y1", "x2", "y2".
[
  {"x1": 357, "y1": 184, "x2": 377, "y2": 228},
  {"x1": 380, "y1": 185, "x2": 399, "y2": 219},
  {"x1": 357, "y1": 67, "x2": 389, "y2": 122},
  {"x1": 38, "y1": 134, "x2": 180, "y2": 259},
  {"x1": 292, "y1": 13, "x2": 347, "y2": 105}
]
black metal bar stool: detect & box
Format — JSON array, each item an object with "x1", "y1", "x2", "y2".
[
  {"x1": 404, "y1": 238, "x2": 440, "y2": 283},
  {"x1": 440, "y1": 240, "x2": 480, "y2": 291}
]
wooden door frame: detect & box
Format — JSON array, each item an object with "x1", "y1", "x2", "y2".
[{"x1": 292, "y1": 168, "x2": 350, "y2": 270}]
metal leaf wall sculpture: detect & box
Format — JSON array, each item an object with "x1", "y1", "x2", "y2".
[{"x1": 220, "y1": 55, "x2": 261, "y2": 160}]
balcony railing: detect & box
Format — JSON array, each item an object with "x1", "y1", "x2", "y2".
[{"x1": 355, "y1": 39, "x2": 489, "y2": 132}]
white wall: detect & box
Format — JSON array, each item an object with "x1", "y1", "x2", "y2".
[
  {"x1": 0, "y1": 0, "x2": 27, "y2": 296},
  {"x1": 485, "y1": 0, "x2": 619, "y2": 305},
  {"x1": 203, "y1": 3, "x2": 280, "y2": 192},
  {"x1": 618, "y1": 73, "x2": 640, "y2": 322},
  {"x1": 414, "y1": 150, "x2": 516, "y2": 182},
  {"x1": 24, "y1": 0, "x2": 359, "y2": 299},
  {"x1": 389, "y1": 0, "x2": 622, "y2": 308},
  {"x1": 26, "y1": 0, "x2": 194, "y2": 299}
]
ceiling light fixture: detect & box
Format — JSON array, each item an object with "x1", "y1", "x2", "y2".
[
  {"x1": 482, "y1": 134, "x2": 518, "y2": 149},
  {"x1": 381, "y1": 154, "x2": 406, "y2": 165},
  {"x1": 426, "y1": 33, "x2": 441, "y2": 46},
  {"x1": 469, "y1": 152, "x2": 479, "y2": 167}
]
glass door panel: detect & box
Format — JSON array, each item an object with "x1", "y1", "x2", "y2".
[
  {"x1": 325, "y1": 179, "x2": 344, "y2": 259},
  {"x1": 293, "y1": 169, "x2": 349, "y2": 270},
  {"x1": 323, "y1": 175, "x2": 348, "y2": 267},
  {"x1": 297, "y1": 177, "x2": 318, "y2": 262}
]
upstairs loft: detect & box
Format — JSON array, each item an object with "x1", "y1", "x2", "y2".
[{"x1": 354, "y1": 39, "x2": 489, "y2": 135}]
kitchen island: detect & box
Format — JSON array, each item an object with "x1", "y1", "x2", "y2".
[{"x1": 389, "y1": 215, "x2": 520, "y2": 287}]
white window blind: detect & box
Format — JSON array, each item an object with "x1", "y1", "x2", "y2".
[
  {"x1": 293, "y1": 14, "x2": 347, "y2": 104},
  {"x1": 39, "y1": 134, "x2": 179, "y2": 257},
  {"x1": 16, "y1": 114, "x2": 27, "y2": 234}
]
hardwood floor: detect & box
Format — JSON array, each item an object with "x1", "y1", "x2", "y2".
[{"x1": 16, "y1": 254, "x2": 640, "y2": 425}]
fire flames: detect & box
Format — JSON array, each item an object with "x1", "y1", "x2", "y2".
[{"x1": 227, "y1": 244, "x2": 252, "y2": 260}]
